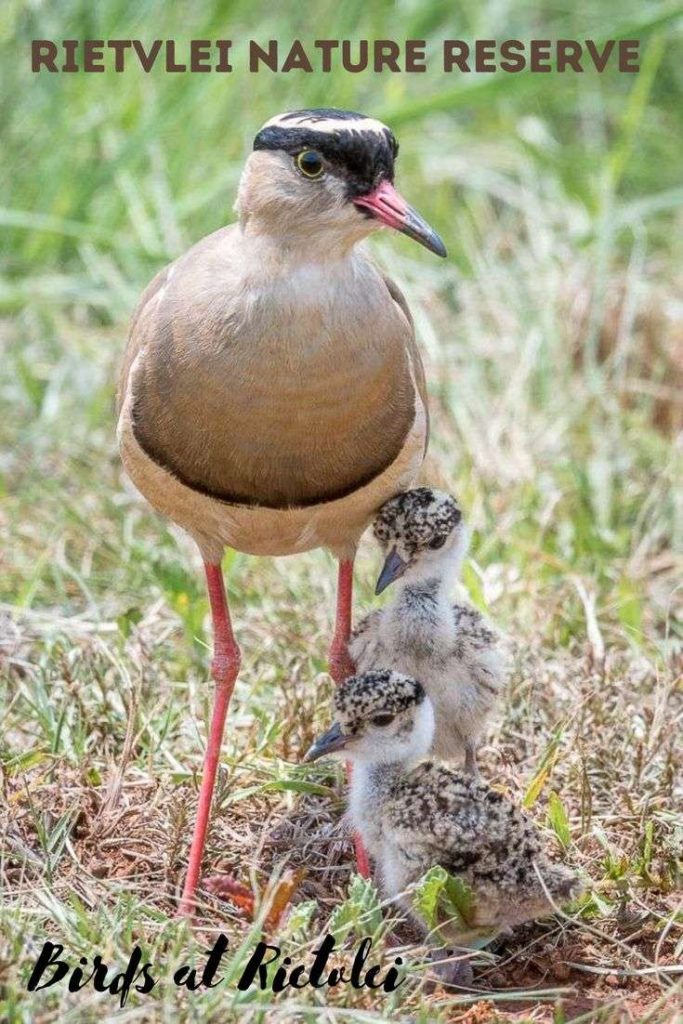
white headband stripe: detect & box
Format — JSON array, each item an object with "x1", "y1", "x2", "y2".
[{"x1": 260, "y1": 113, "x2": 390, "y2": 136}]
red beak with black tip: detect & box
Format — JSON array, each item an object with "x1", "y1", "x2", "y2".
[{"x1": 354, "y1": 180, "x2": 447, "y2": 258}]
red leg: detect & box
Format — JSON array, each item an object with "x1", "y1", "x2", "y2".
[
  {"x1": 178, "y1": 561, "x2": 241, "y2": 917},
  {"x1": 328, "y1": 558, "x2": 371, "y2": 879},
  {"x1": 328, "y1": 558, "x2": 356, "y2": 684},
  {"x1": 353, "y1": 827, "x2": 371, "y2": 879}
]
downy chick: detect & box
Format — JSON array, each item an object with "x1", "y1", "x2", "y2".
[
  {"x1": 307, "y1": 671, "x2": 581, "y2": 950},
  {"x1": 350, "y1": 488, "x2": 505, "y2": 771},
  {"x1": 305, "y1": 670, "x2": 581, "y2": 951}
]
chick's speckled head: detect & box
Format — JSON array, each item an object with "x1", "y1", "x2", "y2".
[
  {"x1": 304, "y1": 670, "x2": 435, "y2": 766},
  {"x1": 335, "y1": 669, "x2": 425, "y2": 734},
  {"x1": 375, "y1": 487, "x2": 462, "y2": 551},
  {"x1": 373, "y1": 488, "x2": 467, "y2": 594}
]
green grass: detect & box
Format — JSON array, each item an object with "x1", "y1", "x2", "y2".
[{"x1": 1, "y1": 0, "x2": 682, "y2": 1021}]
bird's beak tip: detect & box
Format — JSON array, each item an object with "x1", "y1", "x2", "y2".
[
  {"x1": 303, "y1": 721, "x2": 348, "y2": 763},
  {"x1": 375, "y1": 547, "x2": 408, "y2": 595},
  {"x1": 354, "y1": 180, "x2": 446, "y2": 259}
]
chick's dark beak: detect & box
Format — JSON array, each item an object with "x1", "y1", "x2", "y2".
[
  {"x1": 303, "y1": 721, "x2": 348, "y2": 763},
  {"x1": 354, "y1": 180, "x2": 447, "y2": 258},
  {"x1": 375, "y1": 546, "x2": 408, "y2": 595}
]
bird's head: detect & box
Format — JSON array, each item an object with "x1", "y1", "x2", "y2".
[
  {"x1": 237, "y1": 108, "x2": 446, "y2": 258},
  {"x1": 372, "y1": 487, "x2": 468, "y2": 595},
  {"x1": 304, "y1": 669, "x2": 435, "y2": 766}
]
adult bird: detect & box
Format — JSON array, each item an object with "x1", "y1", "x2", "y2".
[{"x1": 117, "y1": 108, "x2": 446, "y2": 915}]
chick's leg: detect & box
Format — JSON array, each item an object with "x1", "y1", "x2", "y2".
[
  {"x1": 427, "y1": 949, "x2": 475, "y2": 990},
  {"x1": 464, "y1": 742, "x2": 478, "y2": 776}
]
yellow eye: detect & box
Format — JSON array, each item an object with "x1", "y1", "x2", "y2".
[{"x1": 296, "y1": 150, "x2": 324, "y2": 179}]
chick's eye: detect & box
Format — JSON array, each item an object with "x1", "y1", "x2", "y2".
[
  {"x1": 428, "y1": 535, "x2": 446, "y2": 550},
  {"x1": 296, "y1": 150, "x2": 324, "y2": 179},
  {"x1": 371, "y1": 713, "x2": 395, "y2": 728}
]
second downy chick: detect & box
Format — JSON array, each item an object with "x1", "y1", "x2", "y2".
[
  {"x1": 350, "y1": 488, "x2": 506, "y2": 771},
  {"x1": 304, "y1": 670, "x2": 582, "y2": 954}
]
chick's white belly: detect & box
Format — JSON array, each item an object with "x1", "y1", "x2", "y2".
[
  {"x1": 348, "y1": 777, "x2": 384, "y2": 857},
  {"x1": 378, "y1": 840, "x2": 415, "y2": 899}
]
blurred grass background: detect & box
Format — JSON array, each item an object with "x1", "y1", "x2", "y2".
[{"x1": 1, "y1": 1, "x2": 682, "y2": 1021}]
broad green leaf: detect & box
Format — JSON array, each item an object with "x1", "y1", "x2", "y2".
[
  {"x1": 443, "y1": 873, "x2": 476, "y2": 927},
  {"x1": 460, "y1": 562, "x2": 488, "y2": 612},
  {"x1": 283, "y1": 900, "x2": 317, "y2": 937},
  {"x1": 413, "y1": 864, "x2": 448, "y2": 931},
  {"x1": 412, "y1": 866, "x2": 477, "y2": 940},
  {"x1": 329, "y1": 873, "x2": 383, "y2": 943}
]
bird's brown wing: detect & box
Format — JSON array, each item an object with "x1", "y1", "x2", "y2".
[
  {"x1": 451, "y1": 603, "x2": 499, "y2": 649},
  {"x1": 349, "y1": 608, "x2": 383, "y2": 667},
  {"x1": 120, "y1": 230, "x2": 425, "y2": 510},
  {"x1": 381, "y1": 272, "x2": 430, "y2": 455},
  {"x1": 384, "y1": 763, "x2": 540, "y2": 872},
  {"x1": 117, "y1": 262, "x2": 172, "y2": 415},
  {"x1": 450, "y1": 603, "x2": 506, "y2": 695}
]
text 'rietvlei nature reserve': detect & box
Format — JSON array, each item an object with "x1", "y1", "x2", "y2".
[{"x1": 31, "y1": 38, "x2": 640, "y2": 73}]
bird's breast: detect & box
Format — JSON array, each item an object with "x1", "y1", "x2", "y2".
[{"x1": 129, "y1": 250, "x2": 422, "y2": 509}]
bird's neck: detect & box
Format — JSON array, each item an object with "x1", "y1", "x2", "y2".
[
  {"x1": 348, "y1": 702, "x2": 435, "y2": 846},
  {"x1": 387, "y1": 574, "x2": 451, "y2": 630},
  {"x1": 231, "y1": 226, "x2": 369, "y2": 304},
  {"x1": 349, "y1": 759, "x2": 411, "y2": 829},
  {"x1": 396, "y1": 574, "x2": 451, "y2": 602},
  {"x1": 380, "y1": 575, "x2": 454, "y2": 661},
  {"x1": 365, "y1": 759, "x2": 407, "y2": 792},
  {"x1": 238, "y1": 214, "x2": 364, "y2": 267}
]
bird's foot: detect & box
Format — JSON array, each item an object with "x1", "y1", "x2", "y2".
[
  {"x1": 204, "y1": 874, "x2": 255, "y2": 915},
  {"x1": 427, "y1": 948, "x2": 475, "y2": 990}
]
